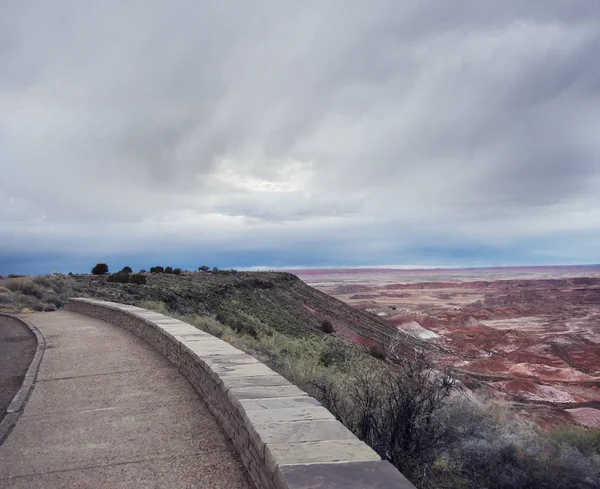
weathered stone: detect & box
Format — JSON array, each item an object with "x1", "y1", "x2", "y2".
[
  {"x1": 250, "y1": 419, "x2": 357, "y2": 449},
  {"x1": 265, "y1": 439, "x2": 379, "y2": 471},
  {"x1": 228, "y1": 384, "x2": 308, "y2": 401},
  {"x1": 276, "y1": 460, "x2": 416, "y2": 489},
  {"x1": 244, "y1": 406, "x2": 335, "y2": 425},
  {"x1": 240, "y1": 397, "x2": 321, "y2": 410},
  {"x1": 211, "y1": 362, "x2": 278, "y2": 378},
  {"x1": 221, "y1": 375, "x2": 291, "y2": 390}
]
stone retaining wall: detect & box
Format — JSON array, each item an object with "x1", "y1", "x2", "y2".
[{"x1": 68, "y1": 298, "x2": 415, "y2": 489}]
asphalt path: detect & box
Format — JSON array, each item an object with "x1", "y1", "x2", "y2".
[
  {"x1": 0, "y1": 312, "x2": 252, "y2": 488},
  {"x1": 0, "y1": 316, "x2": 35, "y2": 422}
]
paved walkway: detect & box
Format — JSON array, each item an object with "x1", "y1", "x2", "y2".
[
  {"x1": 0, "y1": 316, "x2": 35, "y2": 422},
  {"x1": 0, "y1": 311, "x2": 252, "y2": 489}
]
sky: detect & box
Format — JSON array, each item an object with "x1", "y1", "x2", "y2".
[{"x1": 1, "y1": 1, "x2": 600, "y2": 274}]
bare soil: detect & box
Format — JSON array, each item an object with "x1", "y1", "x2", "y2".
[{"x1": 294, "y1": 266, "x2": 600, "y2": 427}]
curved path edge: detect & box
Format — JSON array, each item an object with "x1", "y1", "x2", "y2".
[
  {"x1": 0, "y1": 313, "x2": 45, "y2": 446},
  {"x1": 68, "y1": 298, "x2": 416, "y2": 489}
]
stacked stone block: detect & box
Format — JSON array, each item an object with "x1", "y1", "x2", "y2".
[{"x1": 68, "y1": 298, "x2": 415, "y2": 489}]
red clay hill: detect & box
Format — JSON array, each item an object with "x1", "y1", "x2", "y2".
[{"x1": 293, "y1": 266, "x2": 600, "y2": 427}]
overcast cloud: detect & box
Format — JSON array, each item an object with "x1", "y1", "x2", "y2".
[{"x1": 1, "y1": 0, "x2": 600, "y2": 273}]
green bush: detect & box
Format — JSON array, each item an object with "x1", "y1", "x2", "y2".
[
  {"x1": 165, "y1": 266, "x2": 173, "y2": 274},
  {"x1": 121, "y1": 266, "x2": 133, "y2": 274},
  {"x1": 150, "y1": 266, "x2": 164, "y2": 274},
  {"x1": 173, "y1": 268, "x2": 182, "y2": 275}
]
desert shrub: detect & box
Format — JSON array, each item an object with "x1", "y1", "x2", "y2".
[
  {"x1": 107, "y1": 272, "x2": 130, "y2": 284},
  {"x1": 7, "y1": 274, "x2": 25, "y2": 278},
  {"x1": 33, "y1": 275, "x2": 53, "y2": 287},
  {"x1": 91, "y1": 263, "x2": 109, "y2": 275},
  {"x1": 437, "y1": 398, "x2": 600, "y2": 489},
  {"x1": 42, "y1": 303, "x2": 58, "y2": 312},
  {"x1": 45, "y1": 295, "x2": 65, "y2": 308},
  {"x1": 6, "y1": 279, "x2": 44, "y2": 299},
  {"x1": 150, "y1": 266, "x2": 164, "y2": 274},
  {"x1": 173, "y1": 268, "x2": 182, "y2": 275},
  {"x1": 319, "y1": 319, "x2": 335, "y2": 334},
  {"x1": 129, "y1": 273, "x2": 147, "y2": 285},
  {"x1": 314, "y1": 351, "x2": 455, "y2": 483},
  {"x1": 16, "y1": 294, "x2": 44, "y2": 311},
  {"x1": 0, "y1": 292, "x2": 13, "y2": 304},
  {"x1": 222, "y1": 315, "x2": 259, "y2": 339},
  {"x1": 368, "y1": 344, "x2": 386, "y2": 360},
  {"x1": 549, "y1": 423, "x2": 600, "y2": 456},
  {"x1": 165, "y1": 266, "x2": 173, "y2": 274},
  {"x1": 319, "y1": 341, "x2": 349, "y2": 367},
  {"x1": 137, "y1": 300, "x2": 169, "y2": 314},
  {"x1": 121, "y1": 266, "x2": 133, "y2": 274},
  {"x1": 238, "y1": 323, "x2": 259, "y2": 339},
  {"x1": 198, "y1": 265, "x2": 210, "y2": 272},
  {"x1": 180, "y1": 314, "x2": 233, "y2": 338}
]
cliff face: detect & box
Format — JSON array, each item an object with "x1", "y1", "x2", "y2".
[{"x1": 133, "y1": 271, "x2": 398, "y2": 345}]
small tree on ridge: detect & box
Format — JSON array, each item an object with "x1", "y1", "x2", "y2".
[{"x1": 91, "y1": 263, "x2": 109, "y2": 275}]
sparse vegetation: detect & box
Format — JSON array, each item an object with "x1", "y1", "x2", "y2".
[
  {"x1": 121, "y1": 266, "x2": 133, "y2": 274},
  {"x1": 1, "y1": 271, "x2": 598, "y2": 488},
  {"x1": 130, "y1": 273, "x2": 147, "y2": 285},
  {"x1": 148, "y1": 266, "x2": 182, "y2": 275},
  {"x1": 549, "y1": 423, "x2": 600, "y2": 457},
  {"x1": 107, "y1": 271, "x2": 147, "y2": 285},
  {"x1": 5, "y1": 278, "x2": 44, "y2": 299},
  {"x1": 107, "y1": 272, "x2": 131, "y2": 284}
]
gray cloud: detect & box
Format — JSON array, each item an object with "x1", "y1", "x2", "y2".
[{"x1": 1, "y1": 0, "x2": 600, "y2": 269}]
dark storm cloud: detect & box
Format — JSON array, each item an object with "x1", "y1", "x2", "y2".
[{"x1": 1, "y1": 0, "x2": 600, "y2": 272}]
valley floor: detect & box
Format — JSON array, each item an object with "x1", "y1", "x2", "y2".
[{"x1": 295, "y1": 266, "x2": 600, "y2": 427}]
